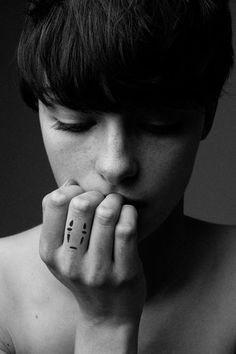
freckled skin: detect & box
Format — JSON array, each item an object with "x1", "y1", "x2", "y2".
[
  {"x1": 38, "y1": 100, "x2": 205, "y2": 241},
  {"x1": 1, "y1": 101, "x2": 236, "y2": 354}
]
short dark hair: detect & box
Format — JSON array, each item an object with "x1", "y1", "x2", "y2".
[{"x1": 17, "y1": 0, "x2": 234, "y2": 113}]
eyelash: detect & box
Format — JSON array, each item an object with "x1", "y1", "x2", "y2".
[
  {"x1": 139, "y1": 122, "x2": 183, "y2": 135},
  {"x1": 52, "y1": 121, "x2": 95, "y2": 133},
  {"x1": 52, "y1": 120, "x2": 183, "y2": 135}
]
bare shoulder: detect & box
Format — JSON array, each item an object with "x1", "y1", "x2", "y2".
[
  {"x1": 0, "y1": 224, "x2": 45, "y2": 295},
  {"x1": 185, "y1": 214, "x2": 236, "y2": 233},
  {"x1": 185, "y1": 215, "x2": 236, "y2": 247},
  {"x1": 0, "y1": 225, "x2": 42, "y2": 275},
  {"x1": 184, "y1": 217, "x2": 236, "y2": 331},
  {"x1": 0, "y1": 226, "x2": 42, "y2": 353},
  {"x1": 185, "y1": 215, "x2": 236, "y2": 287}
]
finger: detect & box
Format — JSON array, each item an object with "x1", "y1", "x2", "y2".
[
  {"x1": 62, "y1": 191, "x2": 105, "y2": 256},
  {"x1": 87, "y1": 193, "x2": 123, "y2": 268},
  {"x1": 114, "y1": 204, "x2": 139, "y2": 276},
  {"x1": 40, "y1": 181, "x2": 84, "y2": 262},
  {"x1": 42, "y1": 179, "x2": 80, "y2": 214}
]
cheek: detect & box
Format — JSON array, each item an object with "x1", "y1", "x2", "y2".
[
  {"x1": 145, "y1": 123, "x2": 202, "y2": 192},
  {"x1": 162, "y1": 139, "x2": 199, "y2": 188},
  {"x1": 41, "y1": 129, "x2": 95, "y2": 186},
  {"x1": 140, "y1": 133, "x2": 201, "y2": 225}
]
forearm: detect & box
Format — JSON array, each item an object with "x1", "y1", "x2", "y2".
[{"x1": 74, "y1": 321, "x2": 139, "y2": 354}]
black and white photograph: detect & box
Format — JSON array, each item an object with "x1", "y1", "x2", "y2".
[{"x1": 0, "y1": 1, "x2": 236, "y2": 353}]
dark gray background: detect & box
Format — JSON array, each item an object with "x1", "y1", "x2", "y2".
[{"x1": 0, "y1": 2, "x2": 235, "y2": 238}]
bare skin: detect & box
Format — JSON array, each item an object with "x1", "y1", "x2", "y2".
[
  {"x1": 0, "y1": 212, "x2": 236, "y2": 354},
  {"x1": 1, "y1": 101, "x2": 235, "y2": 353}
]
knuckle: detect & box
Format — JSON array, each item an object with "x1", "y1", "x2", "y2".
[
  {"x1": 114, "y1": 266, "x2": 141, "y2": 286},
  {"x1": 115, "y1": 223, "x2": 135, "y2": 241},
  {"x1": 49, "y1": 189, "x2": 67, "y2": 207},
  {"x1": 113, "y1": 275, "x2": 129, "y2": 287},
  {"x1": 42, "y1": 195, "x2": 48, "y2": 209},
  {"x1": 85, "y1": 264, "x2": 110, "y2": 287},
  {"x1": 59, "y1": 262, "x2": 79, "y2": 281},
  {"x1": 107, "y1": 193, "x2": 123, "y2": 204},
  {"x1": 85, "y1": 272, "x2": 108, "y2": 288},
  {"x1": 87, "y1": 190, "x2": 104, "y2": 201},
  {"x1": 96, "y1": 205, "x2": 116, "y2": 224},
  {"x1": 70, "y1": 197, "x2": 91, "y2": 213}
]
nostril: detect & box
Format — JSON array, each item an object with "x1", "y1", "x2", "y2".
[{"x1": 96, "y1": 155, "x2": 138, "y2": 185}]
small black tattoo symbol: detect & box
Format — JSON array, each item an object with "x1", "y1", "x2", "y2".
[
  {"x1": 67, "y1": 220, "x2": 74, "y2": 232},
  {"x1": 67, "y1": 234, "x2": 70, "y2": 242},
  {"x1": 70, "y1": 246, "x2": 77, "y2": 250},
  {"x1": 82, "y1": 223, "x2": 87, "y2": 234},
  {"x1": 80, "y1": 237, "x2": 84, "y2": 245}
]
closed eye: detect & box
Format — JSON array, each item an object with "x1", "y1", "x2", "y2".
[
  {"x1": 50, "y1": 111, "x2": 186, "y2": 136},
  {"x1": 51, "y1": 120, "x2": 96, "y2": 133},
  {"x1": 138, "y1": 121, "x2": 185, "y2": 135}
]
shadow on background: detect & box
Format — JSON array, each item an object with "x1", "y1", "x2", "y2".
[{"x1": 0, "y1": 1, "x2": 235, "y2": 237}]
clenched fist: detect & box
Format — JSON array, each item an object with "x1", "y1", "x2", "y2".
[{"x1": 39, "y1": 179, "x2": 146, "y2": 327}]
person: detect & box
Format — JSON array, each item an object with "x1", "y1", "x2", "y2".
[{"x1": 0, "y1": 0, "x2": 235, "y2": 353}]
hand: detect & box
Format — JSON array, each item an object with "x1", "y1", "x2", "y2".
[{"x1": 40, "y1": 180, "x2": 146, "y2": 327}]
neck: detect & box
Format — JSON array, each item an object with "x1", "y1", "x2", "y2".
[{"x1": 138, "y1": 198, "x2": 188, "y2": 300}]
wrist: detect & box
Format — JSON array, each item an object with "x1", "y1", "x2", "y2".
[{"x1": 75, "y1": 320, "x2": 140, "y2": 354}]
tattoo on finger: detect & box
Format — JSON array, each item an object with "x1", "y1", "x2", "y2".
[
  {"x1": 65, "y1": 220, "x2": 88, "y2": 250},
  {"x1": 80, "y1": 223, "x2": 87, "y2": 245}
]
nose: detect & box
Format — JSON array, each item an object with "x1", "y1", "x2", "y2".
[{"x1": 95, "y1": 116, "x2": 138, "y2": 186}]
